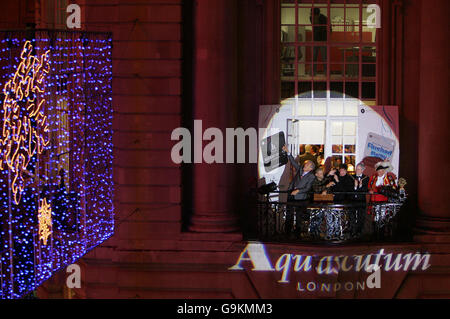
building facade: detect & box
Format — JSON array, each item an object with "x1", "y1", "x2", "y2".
[{"x1": 0, "y1": 0, "x2": 449, "y2": 298}]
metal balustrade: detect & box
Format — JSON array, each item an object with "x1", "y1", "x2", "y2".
[{"x1": 257, "y1": 197, "x2": 405, "y2": 243}]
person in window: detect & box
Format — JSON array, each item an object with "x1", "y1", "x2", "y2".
[
  {"x1": 295, "y1": 144, "x2": 318, "y2": 168},
  {"x1": 282, "y1": 145, "x2": 316, "y2": 235},
  {"x1": 332, "y1": 157, "x2": 343, "y2": 170},
  {"x1": 330, "y1": 163, "x2": 354, "y2": 202},
  {"x1": 312, "y1": 166, "x2": 335, "y2": 194},
  {"x1": 310, "y1": 8, "x2": 330, "y2": 76},
  {"x1": 368, "y1": 161, "x2": 398, "y2": 202}
]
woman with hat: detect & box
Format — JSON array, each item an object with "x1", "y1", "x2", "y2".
[{"x1": 368, "y1": 161, "x2": 398, "y2": 202}]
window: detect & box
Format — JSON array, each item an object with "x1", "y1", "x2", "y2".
[
  {"x1": 281, "y1": 0, "x2": 378, "y2": 103},
  {"x1": 284, "y1": 98, "x2": 359, "y2": 171},
  {"x1": 281, "y1": 0, "x2": 378, "y2": 172}
]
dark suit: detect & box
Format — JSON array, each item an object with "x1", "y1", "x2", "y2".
[
  {"x1": 287, "y1": 154, "x2": 315, "y2": 200},
  {"x1": 286, "y1": 154, "x2": 315, "y2": 234},
  {"x1": 352, "y1": 174, "x2": 369, "y2": 202},
  {"x1": 331, "y1": 174, "x2": 354, "y2": 202},
  {"x1": 352, "y1": 174, "x2": 370, "y2": 237}
]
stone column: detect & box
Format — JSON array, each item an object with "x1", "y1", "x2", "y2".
[
  {"x1": 414, "y1": 0, "x2": 450, "y2": 242},
  {"x1": 189, "y1": 0, "x2": 239, "y2": 233}
]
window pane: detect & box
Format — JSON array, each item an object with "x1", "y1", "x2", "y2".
[
  {"x1": 298, "y1": 82, "x2": 312, "y2": 97},
  {"x1": 298, "y1": 63, "x2": 308, "y2": 78},
  {"x1": 330, "y1": 63, "x2": 344, "y2": 77},
  {"x1": 298, "y1": 120, "x2": 325, "y2": 145},
  {"x1": 362, "y1": 63, "x2": 376, "y2": 78},
  {"x1": 297, "y1": 25, "x2": 309, "y2": 43},
  {"x1": 330, "y1": 7, "x2": 345, "y2": 25},
  {"x1": 333, "y1": 46, "x2": 352, "y2": 64},
  {"x1": 332, "y1": 144, "x2": 343, "y2": 153},
  {"x1": 362, "y1": 82, "x2": 376, "y2": 99},
  {"x1": 281, "y1": 7, "x2": 296, "y2": 25},
  {"x1": 311, "y1": 45, "x2": 327, "y2": 64},
  {"x1": 301, "y1": 45, "x2": 313, "y2": 63},
  {"x1": 281, "y1": 46, "x2": 295, "y2": 77},
  {"x1": 281, "y1": 81, "x2": 295, "y2": 99},
  {"x1": 343, "y1": 121, "x2": 356, "y2": 135},
  {"x1": 344, "y1": 27, "x2": 360, "y2": 42},
  {"x1": 281, "y1": 26, "x2": 296, "y2": 43},
  {"x1": 312, "y1": 100, "x2": 327, "y2": 116},
  {"x1": 298, "y1": 7, "x2": 312, "y2": 25},
  {"x1": 297, "y1": 100, "x2": 312, "y2": 116},
  {"x1": 344, "y1": 144, "x2": 356, "y2": 153},
  {"x1": 362, "y1": 46, "x2": 376, "y2": 59},
  {"x1": 344, "y1": 100, "x2": 359, "y2": 116},
  {"x1": 329, "y1": 100, "x2": 344, "y2": 116},
  {"x1": 344, "y1": 136, "x2": 356, "y2": 145},
  {"x1": 345, "y1": 155, "x2": 356, "y2": 167},
  {"x1": 345, "y1": 64, "x2": 359, "y2": 78},
  {"x1": 330, "y1": 82, "x2": 344, "y2": 97},
  {"x1": 344, "y1": 46, "x2": 359, "y2": 63},
  {"x1": 345, "y1": 82, "x2": 359, "y2": 99},
  {"x1": 346, "y1": 7, "x2": 360, "y2": 24},
  {"x1": 331, "y1": 122, "x2": 343, "y2": 136},
  {"x1": 313, "y1": 82, "x2": 327, "y2": 98}
]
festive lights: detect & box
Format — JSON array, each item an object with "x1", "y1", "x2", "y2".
[
  {"x1": 0, "y1": 30, "x2": 113, "y2": 299},
  {"x1": 0, "y1": 40, "x2": 50, "y2": 204},
  {"x1": 38, "y1": 198, "x2": 52, "y2": 245}
]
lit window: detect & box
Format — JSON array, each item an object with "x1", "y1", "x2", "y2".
[{"x1": 281, "y1": 0, "x2": 378, "y2": 103}]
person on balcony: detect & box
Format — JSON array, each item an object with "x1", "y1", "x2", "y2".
[
  {"x1": 329, "y1": 163, "x2": 354, "y2": 202},
  {"x1": 352, "y1": 162, "x2": 369, "y2": 201},
  {"x1": 312, "y1": 166, "x2": 335, "y2": 194},
  {"x1": 282, "y1": 145, "x2": 315, "y2": 235},
  {"x1": 295, "y1": 144, "x2": 318, "y2": 168},
  {"x1": 352, "y1": 162, "x2": 370, "y2": 237},
  {"x1": 368, "y1": 161, "x2": 398, "y2": 202}
]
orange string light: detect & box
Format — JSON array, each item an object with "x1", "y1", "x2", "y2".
[
  {"x1": 0, "y1": 41, "x2": 50, "y2": 204},
  {"x1": 38, "y1": 198, "x2": 52, "y2": 245}
]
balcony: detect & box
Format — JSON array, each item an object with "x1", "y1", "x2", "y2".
[{"x1": 257, "y1": 193, "x2": 406, "y2": 243}]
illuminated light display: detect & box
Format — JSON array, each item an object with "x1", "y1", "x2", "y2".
[
  {"x1": 0, "y1": 41, "x2": 50, "y2": 205},
  {"x1": 38, "y1": 198, "x2": 52, "y2": 245},
  {"x1": 0, "y1": 30, "x2": 114, "y2": 299}
]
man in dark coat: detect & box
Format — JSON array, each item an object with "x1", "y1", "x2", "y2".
[
  {"x1": 352, "y1": 163, "x2": 369, "y2": 201},
  {"x1": 330, "y1": 163, "x2": 354, "y2": 202},
  {"x1": 352, "y1": 163, "x2": 370, "y2": 237}
]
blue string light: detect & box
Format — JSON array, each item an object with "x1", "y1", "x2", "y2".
[{"x1": 0, "y1": 30, "x2": 114, "y2": 299}]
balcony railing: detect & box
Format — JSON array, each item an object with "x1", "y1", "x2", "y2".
[{"x1": 257, "y1": 193, "x2": 406, "y2": 243}]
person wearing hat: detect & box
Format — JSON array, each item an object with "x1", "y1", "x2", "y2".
[{"x1": 368, "y1": 161, "x2": 398, "y2": 202}]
